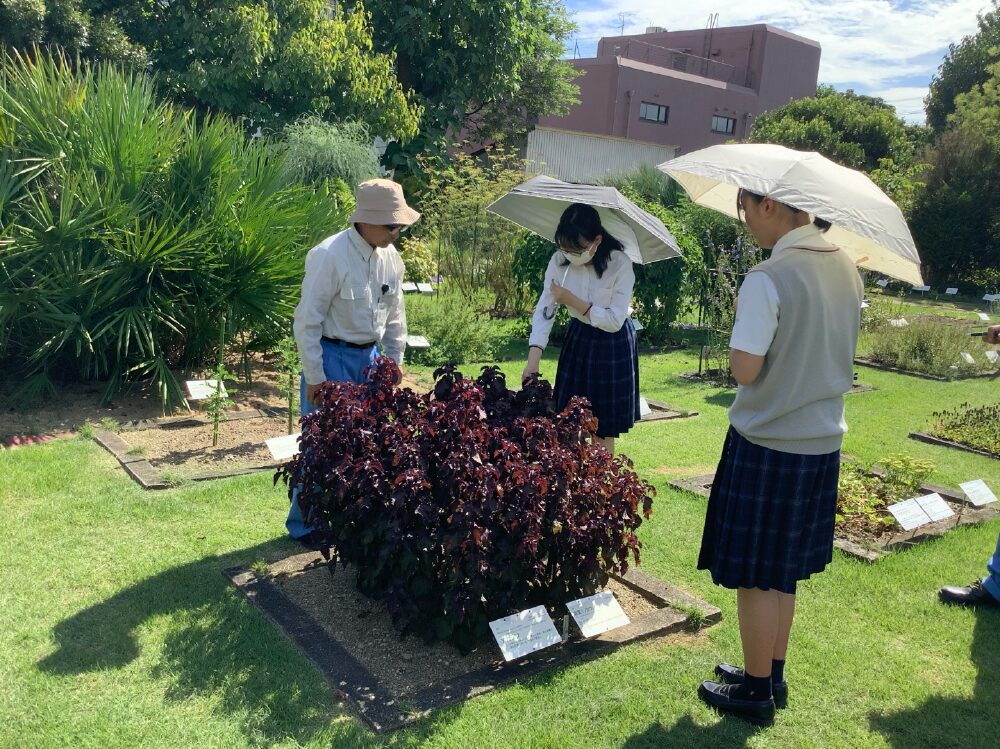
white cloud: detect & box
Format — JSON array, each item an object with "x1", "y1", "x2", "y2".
[{"x1": 567, "y1": 1, "x2": 990, "y2": 122}]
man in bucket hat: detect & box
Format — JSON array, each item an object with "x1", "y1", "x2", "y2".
[{"x1": 286, "y1": 178, "x2": 421, "y2": 543}]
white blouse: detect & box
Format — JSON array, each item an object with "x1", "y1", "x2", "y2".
[{"x1": 528, "y1": 250, "x2": 635, "y2": 349}]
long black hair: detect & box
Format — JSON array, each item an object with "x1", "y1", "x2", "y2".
[
  {"x1": 554, "y1": 203, "x2": 624, "y2": 278},
  {"x1": 737, "y1": 189, "x2": 832, "y2": 232}
]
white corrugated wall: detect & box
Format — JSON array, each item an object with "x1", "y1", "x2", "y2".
[{"x1": 526, "y1": 127, "x2": 677, "y2": 182}]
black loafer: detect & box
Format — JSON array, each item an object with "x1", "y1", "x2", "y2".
[
  {"x1": 938, "y1": 581, "x2": 999, "y2": 607},
  {"x1": 698, "y1": 680, "x2": 775, "y2": 727},
  {"x1": 715, "y1": 663, "x2": 788, "y2": 708}
]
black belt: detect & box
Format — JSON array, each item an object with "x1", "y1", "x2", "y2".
[{"x1": 322, "y1": 336, "x2": 376, "y2": 349}]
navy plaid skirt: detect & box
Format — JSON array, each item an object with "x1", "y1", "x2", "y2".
[
  {"x1": 554, "y1": 318, "x2": 640, "y2": 438},
  {"x1": 697, "y1": 427, "x2": 841, "y2": 594}
]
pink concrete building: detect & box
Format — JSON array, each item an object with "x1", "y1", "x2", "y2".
[{"x1": 526, "y1": 24, "x2": 820, "y2": 181}]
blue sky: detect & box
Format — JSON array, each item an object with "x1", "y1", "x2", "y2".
[{"x1": 562, "y1": 1, "x2": 992, "y2": 123}]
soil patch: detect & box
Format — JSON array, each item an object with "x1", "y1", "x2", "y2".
[
  {"x1": 0, "y1": 354, "x2": 433, "y2": 440},
  {"x1": 124, "y1": 413, "x2": 290, "y2": 477},
  {"x1": 226, "y1": 552, "x2": 721, "y2": 732}
]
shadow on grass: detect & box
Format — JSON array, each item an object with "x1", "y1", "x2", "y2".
[
  {"x1": 621, "y1": 714, "x2": 756, "y2": 748},
  {"x1": 36, "y1": 538, "x2": 454, "y2": 746},
  {"x1": 868, "y1": 607, "x2": 1000, "y2": 749}
]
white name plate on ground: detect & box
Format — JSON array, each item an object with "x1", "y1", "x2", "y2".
[
  {"x1": 876, "y1": 279, "x2": 889, "y2": 288},
  {"x1": 978, "y1": 312, "x2": 991, "y2": 321},
  {"x1": 638, "y1": 397, "x2": 651, "y2": 417},
  {"x1": 417, "y1": 282, "x2": 435, "y2": 295},
  {"x1": 984, "y1": 294, "x2": 999, "y2": 302},
  {"x1": 489, "y1": 606, "x2": 562, "y2": 661},
  {"x1": 631, "y1": 317, "x2": 645, "y2": 331},
  {"x1": 945, "y1": 288, "x2": 958, "y2": 295},
  {"x1": 401, "y1": 282, "x2": 418, "y2": 293},
  {"x1": 186, "y1": 379, "x2": 227, "y2": 400},
  {"x1": 912, "y1": 285, "x2": 931, "y2": 292},
  {"x1": 888, "y1": 318, "x2": 909, "y2": 327},
  {"x1": 986, "y1": 350, "x2": 999, "y2": 365},
  {"x1": 960, "y1": 480, "x2": 998, "y2": 507},
  {"x1": 566, "y1": 591, "x2": 630, "y2": 638},
  {"x1": 406, "y1": 335, "x2": 431, "y2": 349},
  {"x1": 887, "y1": 493, "x2": 954, "y2": 531},
  {"x1": 266, "y1": 432, "x2": 301, "y2": 461},
  {"x1": 961, "y1": 352, "x2": 976, "y2": 365}
]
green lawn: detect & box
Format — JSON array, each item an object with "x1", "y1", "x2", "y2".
[{"x1": 2, "y1": 349, "x2": 998, "y2": 748}]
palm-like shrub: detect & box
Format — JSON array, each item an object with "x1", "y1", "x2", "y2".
[{"x1": 0, "y1": 50, "x2": 349, "y2": 407}]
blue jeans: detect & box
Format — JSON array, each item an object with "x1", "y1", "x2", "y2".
[
  {"x1": 982, "y1": 531, "x2": 1000, "y2": 603},
  {"x1": 285, "y1": 339, "x2": 378, "y2": 538}
]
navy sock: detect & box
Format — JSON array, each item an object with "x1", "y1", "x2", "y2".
[
  {"x1": 772, "y1": 659, "x2": 786, "y2": 684},
  {"x1": 733, "y1": 673, "x2": 772, "y2": 701}
]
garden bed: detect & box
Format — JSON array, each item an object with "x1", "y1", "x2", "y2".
[
  {"x1": 94, "y1": 409, "x2": 290, "y2": 488},
  {"x1": 639, "y1": 399, "x2": 698, "y2": 422},
  {"x1": 854, "y1": 358, "x2": 998, "y2": 381},
  {"x1": 909, "y1": 432, "x2": 999, "y2": 460},
  {"x1": 225, "y1": 551, "x2": 721, "y2": 733},
  {"x1": 667, "y1": 470, "x2": 998, "y2": 562}
]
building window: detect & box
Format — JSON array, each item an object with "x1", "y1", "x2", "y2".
[
  {"x1": 711, "y1": 115, "x2": 736, "y2": 134},
  {"x1": 639, "y1": 101, "x2": 669, "y2": 124}
]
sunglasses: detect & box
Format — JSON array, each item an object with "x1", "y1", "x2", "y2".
[{"x1": 384, "y1": 224, "x2": 406, "y2": 233}]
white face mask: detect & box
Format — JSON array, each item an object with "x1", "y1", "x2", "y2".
[
  {"x1": 562, "y1": 248, "x2": 594, "y2": 266},
  {"x1": 560, "y1": 237, "x2": 598, "y2": 266}
]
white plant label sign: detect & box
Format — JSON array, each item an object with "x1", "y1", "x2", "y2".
[
  {"x1": 888, "y1": 318, "x2": 909, "y2": 328},
  {"x1": 489, "y1": 606, "x2": 562, "y2": 661},
  {"x1": 960, "y1": 480, "x2": 997, "y2": 507},
  {"x1": 406, "y1": 335, "x2": 431, "y2": 349},
  {"x1": 266, "y1": 433, "x2": 301, "y2": 461},
  {"x1": 986, "y1": 350, "x2": 999, "y2": 365},
  {"x1": 566, "y1": 591, "x2": 630, "y2": 638},
  {"x1": 186, "y1": 379, "x2": 227, "y2": 400},
  {"x1": 639, "y1": 397, "x2": 651, "y2": 417},
  {"x1": 960, "y1": 352, "x2": 976, "y2": 365},
  {"x1": 887, "y1": 493, "x2": 954, "y2": 531},
  {"x1": 876, "y1": 279, "x2": 889, "y2": 287},
  {"x1": 945, "y1": 288, "x2": 958, "y2": 295},
  {"x1": 978, "y1": 312, "x2": 990, "y2": 321}
]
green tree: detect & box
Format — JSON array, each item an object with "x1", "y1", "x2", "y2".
[
  {"x1": 750, "y1": 85, "x2": 927, "y2": 172},
  {"x1": 0, "y1": 0, "x2": 422, "y2": 140},
  {"x1": 366, "y1": 0, "x2": 580, "y2": 176},
  {"x1": 912, "y1": 58, "x2": 1000, "y2": 289},
  {"x1": 0, "y1": 0, "x2": 148, "y2": 65},
  {"x1": 925, "y1": 1, "x2": 1000, "y2": 133}
]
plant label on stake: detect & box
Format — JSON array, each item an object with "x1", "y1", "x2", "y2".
[
  {"x1": 186, "y1": 380, "x2": 227, "y2": 400},
  {"x1": 401, "y1": 282, "x2": 418, "y2": 293},
  {"x1": 961, "y1": 352, "x2": 976, "y2": 365},
  {"x1": 406, "y1": 335, "x2": 431, "y2": 349},
  {"x1": 417, "y1": 282, "x2": 434, "y2": 295},
  {"x1": 266, "y1": 433, "x2": 301, "y2": 461},
  {"x1": 888, "y1": 318, "x2": 908, "y2": 327},
  {"x1": 876, "y1": 279, "x2": 889, "y2": 288},
  {"x1": 565, "y1": 591, "x2": 630, "y2": 638},
  {"x1": 887, "y1": 494, "x2": 954, "y2": 531},
  {"x1": 978, "y1": 312, "x2": 990, "y2": 321},
  {"x1": 489, "y1": 606, "x2": 562, "y2": 661},
  {"x1": 960, "y1": 480, "x2": 998, "y2": 507},
  {"x1": 945, "y1": 288, "x2": 958, "y2": 295},
  {"x1": 986, "y1": 350, "x2": 999, "y2": 365}
]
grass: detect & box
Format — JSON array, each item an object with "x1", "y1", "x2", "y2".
[{"x1": 2, "y1": 348, "x2": 999, "y2": 748}]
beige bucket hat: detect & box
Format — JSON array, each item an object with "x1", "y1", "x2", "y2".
[{"x1": 348, "y1": 178, "x2": 421, "y2": 226}]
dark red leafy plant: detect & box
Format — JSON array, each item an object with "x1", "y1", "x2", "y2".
[{"x1": 277, "y1": 357, "x2": 655, "y2": 652}]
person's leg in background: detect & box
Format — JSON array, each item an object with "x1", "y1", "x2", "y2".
[{"x1": 285, "y1": 342, "x2": 380, "y2": 540}]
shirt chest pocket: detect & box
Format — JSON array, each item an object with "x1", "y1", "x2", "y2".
[{"x1": 339, "y1": 284, "x2": 371, "y2": 304}]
